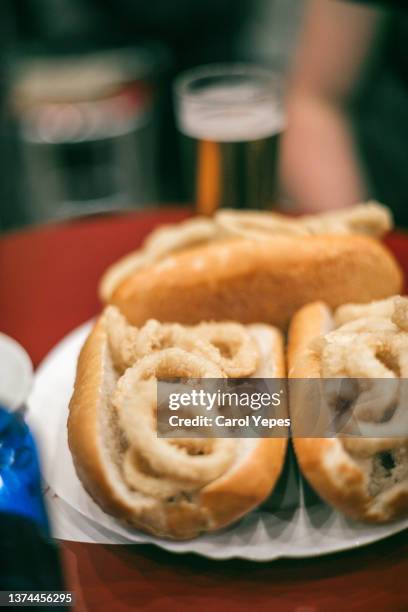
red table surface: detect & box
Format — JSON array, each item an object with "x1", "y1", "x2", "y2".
[{"x1": 1, "y1": 209, "x2": 407, "y2": 612}]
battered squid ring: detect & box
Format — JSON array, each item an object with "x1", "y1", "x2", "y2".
[
  {"x1": 334, "y1": 297, "x2": 399, "y2": 327},
  {"x1": 143, "y1": 217, "x2": 218, "y2": 257},
  {"x1": 196, "y1": 322, "x2": 260, "y2": 377},
  {"x1": 105, "y1": 310, "x2": 219, "y2": 372},
  {"x1": 215, "y1": 203, "x2": 392, "y2": 242},
  {"x1": 318, "y1": 332, "x2": 399, "y2": 422},
  {"x1": 105, "y1": 307, "x2": 260, "y2": 377},
  {"x1": 342, "y1": 437, "x2": 408, "y2": 458},
  {"x1": 104, "y1": 305, "x2": 137, "y2": 372},
  {"x1": 160, "y1": 324, "x2": 223, "y2": 367},
  {"x1": 105, "y1": 308, "x2": 218, "y2": 372},
  {"x1": 122, "y1": 346, "x2": 225, "y2": 381},
  {"x1": 334, "y1": 295, "x2": 408, "y2": 330},
  {"x1": 300, "y1": 202, "x2": 392, "y2": 236},
  {"x1": 123, "y1": 425, "x2": 220, "y2": 499},
  {"x1": 215, "y1": 209, "x2": 307, "y2": 240},
  {"x1": 330, "y1": 317, "x2": 397, "y2": 335},
  {"x1": 312, "y1": 300, "x2": 408, "y2": 458},
  {"x1": 320, "y1": 299, "x2": 408, "y2": 428},
  {"x1": 123, "y1": 447, "x2": 199, "y2": 499},
  {"x1": 392, "y1": 296, "x2": 408, "y2": 331},
  {"x1": 339, "y1": 341, "x2": 397, "y2": 424},
  {"x1": 113, "y1": 350, "x2": 235, "y2": 485}
]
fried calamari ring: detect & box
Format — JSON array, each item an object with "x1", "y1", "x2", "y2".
[
  {"x1": 147, "y1": 322, "x2": 259, "y2": 377},
  {"x1": 119, "y1": 382, "x2": 208, "y2": 499},
  {"x1": 195, "y1": 322, "x2": 260, "y2": 377},
  {"x1": 105, "y1": 307, "x2": 169, "y2": 373},
  {"x1": 215, "y1": 202, "x2": 391, "y2": 242},
  {"x1": 314, "y1": 298, "x2": 408, "y2": 458},
  {"x1": 105, "y1": 307, "x2": 260, "y2": 377},
  {"x1": 123, "y1": 447, "x2": 198, "y2": 499},
  {"x1": 105, "y1": 308, "x2": 214, "y2": 372},
  {"x1": 160, "y1": 324, "x2": 223, "y2": 366},
  {"x1": 334, "y1": 296, "x2": 400, "y2": 327},
  {"x1": 334, "y1": 295, "x2": 408, "y2": 330},
  {"x1": 105, "y1": 310, "x2": 219, "y2": 371},
  {"x1": 301, "y1": 202, "x2": 392, "y2": 237},
  {"x1": 215, "y1": 209, "x2": 307, "y2": 240},
  {"x1": 143, "y1": 217, "x2": 218, "y2": 257},
  {"x1": 123, "y1": 346, "x2": 224, "y2": 381},
  {"x1": 342, "y1": 437, "x2": 408, "y2": 458},
  {"x1": 318, "y1": 333, "x2": 399, "y2": 423},
  {"x1": 113, "y1": 355, "x2": 235, "y2": 491},
  {"x1": 104, "y1": 306, "x2": 141, "y2": 372},
  {"x1": 392, "y1": 296, "x2": 408, "y2": 331}
]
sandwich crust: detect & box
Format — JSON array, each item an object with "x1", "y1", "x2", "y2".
[{"x1": 109, "y1": 235, "x2": 402, "y2": 329}]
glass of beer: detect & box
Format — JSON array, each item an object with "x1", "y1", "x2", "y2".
[{"x1": 174, "y1": 63, "x2": 284, "y2": 215}]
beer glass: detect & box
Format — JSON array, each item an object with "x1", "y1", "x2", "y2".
[{"x1": 174, "y1": 64, "x2": 284, "y2": 214}]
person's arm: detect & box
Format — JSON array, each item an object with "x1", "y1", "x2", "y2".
[{"x1": 280, "y1": 0, "x2": 384, "y2": 213}]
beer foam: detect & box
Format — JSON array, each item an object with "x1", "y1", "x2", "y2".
[{"x1": 177, "y1": 83, "x2": 284, "y2": 142}]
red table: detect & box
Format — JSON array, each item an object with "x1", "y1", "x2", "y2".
[{"x1": 1, "y1": 209, "x2": 407, "y2": 612}]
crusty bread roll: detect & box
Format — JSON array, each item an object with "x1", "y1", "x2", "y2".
[
  {"x1": 288, "y1": 298, "x2": 408, "y2": 522},
  {"x1": 109, "y1": 235, "x2": 402, "y2": 329},
  {"x1": 68, "y1": 310, "x2": 287, "y2": 539},
  {"x1": 99, "y1": 202, "x2": 393, "y2": 302},
  {"x1": 99, "y1": 202, "x2": 393, "y2": 303}
]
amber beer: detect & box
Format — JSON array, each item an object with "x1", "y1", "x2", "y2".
[{"x1": 175, "y1": 65, "x2": 284, "y2": 215}]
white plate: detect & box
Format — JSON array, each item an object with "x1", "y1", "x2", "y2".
[
  {"x1": 27, "y1": 321, "x2": 408, "y2": 561},
  {"x1": 0, "y1": 332, "x2": 33, "y2": 409}
]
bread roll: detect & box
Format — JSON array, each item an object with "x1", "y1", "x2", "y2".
[
  {"x1": 100, "y1": 202, "x2": 392, "y2": 301},
  {"x1": 68, "y1": 311, "x2": 287, "y2": 539},
  {"x1": 109, "y1": 235, "x2": 402, "y2": 329},
  {"x1": 288, "y1": 298, "x2": 408, "y2": 522}
]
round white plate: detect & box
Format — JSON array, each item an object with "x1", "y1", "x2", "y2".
[
  {"x1": 27, "y1": 321, "x2": 408, "y2": 561},
  {"x1": 0, "y1": 332, "x2": 33, "y2": 409}
]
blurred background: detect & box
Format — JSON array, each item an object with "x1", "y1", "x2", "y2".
[
  {"x1": 0, "y1": 0, "x2": 302, "y2": 231},
  {"x1": 0, "y1": 0, "x2": 407, "y2": 231}
]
